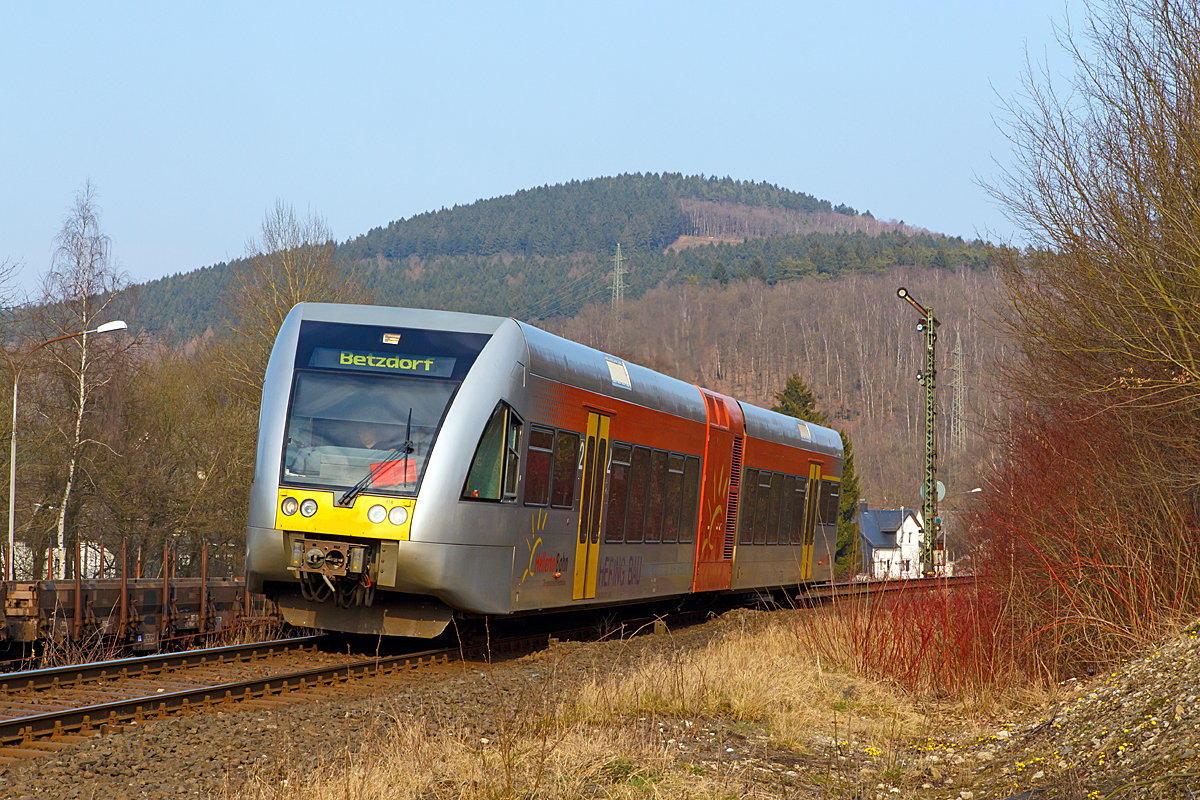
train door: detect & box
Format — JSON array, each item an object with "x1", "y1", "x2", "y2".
[
  {"x1": 802, "y1": 463, "x2": 821, "y2": 579},
  {"x1": 573, "y1": 412, "x2": 610, "y2": 600}
]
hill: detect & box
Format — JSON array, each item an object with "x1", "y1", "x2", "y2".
[{"x1": 128, "y1": 173, "x2": 995, "y2": 339}]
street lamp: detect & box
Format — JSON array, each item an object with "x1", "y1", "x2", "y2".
[{"x1": 1, "y1": 319, "x2": 128, "y2": 580}]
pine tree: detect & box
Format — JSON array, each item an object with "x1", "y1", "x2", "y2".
[
  {"x1": 771, "y1": 374, "x2": 826, "y2": 424},
  {"x1": 772, "y1": 373, "x2": 861, "y2": 577},
  {"x1": 710, "y1": 261, "x2": 729, "y2": 285}
]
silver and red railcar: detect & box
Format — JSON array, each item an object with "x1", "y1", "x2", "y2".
[{"x1": 246, "y1": 304, "x2": 843, "y2": 637}]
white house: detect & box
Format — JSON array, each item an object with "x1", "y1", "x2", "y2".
[{"x1": 856, "y1": 500, "x2": 924, "y2": 580}]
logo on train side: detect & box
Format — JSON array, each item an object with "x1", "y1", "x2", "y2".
[
  {"x1": 522, "y1": 510, "x2": 568, "y2": 584},
  {"x1": 701, "y1": 463, "x2": 730, "y2": 556}
]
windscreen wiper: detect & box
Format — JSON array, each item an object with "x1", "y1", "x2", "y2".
[
  {"x1": 337, "y1": 410, "x2": 416, "y2": 507},
  {"x1": 401, "y1": 407, "x2": 415, "y2": 489}
]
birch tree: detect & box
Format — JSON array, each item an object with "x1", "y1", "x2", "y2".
[{"x1": 35, "y1": 182, "x2": 130, "y2": 578}]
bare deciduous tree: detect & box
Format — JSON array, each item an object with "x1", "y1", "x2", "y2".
[
  {"x1": 221, "y1": 200, "x2": 372, "y2": 396},
  {"x1": 34, "y1": 182, "x2": 131, "y2": 578},
  {"x1": 987, "y1": 0, "x2": 1200, "y2": 486}
]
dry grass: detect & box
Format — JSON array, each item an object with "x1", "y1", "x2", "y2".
[
  {"x1": 221, "y1": 601, "x2": 1044, "y2": 799},
  {"x1": 229, "y1": 715, "x2": 711, "y2": 800},
  {"x1": 573, "y1": 610, "x2": 931, "y2": 752},
  {"x1": 35, "y1": 627, "x2": 125, "y2": 668}
]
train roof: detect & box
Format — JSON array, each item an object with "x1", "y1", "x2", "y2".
[
  {"x1": 284, "y1": 303, "x2": 843, "y2": 459},
  {"x1": 517, "y1": 321, "x2": 707, "y2": 424},
  {"x1": 739, "y1": 401, "x2": 843, "y2": 459},
  {"x1": 290, "y1": 303, "x2": 509, "y2": 335}
]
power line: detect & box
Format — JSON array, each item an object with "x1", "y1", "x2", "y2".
[
  {"x1": 610, "y1": 244, "x2": 625, "y2": 349},
  {"x1": 951, "y1": 331, "x2": 966, "y2": 453}
]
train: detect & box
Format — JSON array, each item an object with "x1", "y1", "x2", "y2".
[{"x1": 245, "y1": 304, "x2": 844, "y2": 637}]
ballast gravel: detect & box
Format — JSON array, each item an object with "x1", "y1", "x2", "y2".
[
  {"x1": 0, "y1": 624, "x2": 724, "y2": 800},
  {"x1": 5, "y1": 612, "x2": 1200, "y2": 799}
]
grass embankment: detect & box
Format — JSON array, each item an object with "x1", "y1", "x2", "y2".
[{"x1": 225, "y1": 584, "x2": 1048, "y2": 799}]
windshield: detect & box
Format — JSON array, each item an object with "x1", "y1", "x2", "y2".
[{"x1": 281, "y1": 371, "x2": 458, "y2": 494}]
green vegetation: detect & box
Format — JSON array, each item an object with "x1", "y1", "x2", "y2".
[
  {"x1": 340, "y1": 173, "x2": 834, "y2": 262},
  {"x1": 771, "y1": 373, "x2": 862, "y2": 577},
  {"x1": 130, "y1": 173, "x2": 996, "y2": 341}
]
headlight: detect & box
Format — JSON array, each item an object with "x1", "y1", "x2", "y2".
[
  {"x1": 367, "y1": 504, "x2": 387, "y2": 524},
  {"x1": 281, "y1": 497, "x2": 299, "y2": 516},
  {"x1": 388, "y1": 505, "x2": 408, "y2": 526},
  {"x1": 299, "y1": 498, "x2": 318, "y2": 517}
]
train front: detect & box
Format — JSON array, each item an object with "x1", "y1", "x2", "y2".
[{"x1": 245, "y1": 303, "x2": 515, "y2": 637}]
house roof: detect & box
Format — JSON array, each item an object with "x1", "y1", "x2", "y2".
[{"x1": 856, "y1": 506, "x2": 920, "y2": 549}]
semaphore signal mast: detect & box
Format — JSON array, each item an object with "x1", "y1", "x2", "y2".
[{"x1": 897, "y1": 287, "x2": 941, "y2": 575}]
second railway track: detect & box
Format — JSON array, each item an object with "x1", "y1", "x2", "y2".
[{"x1": 0, "y1": 576, "x2": 973, "y2": 765}]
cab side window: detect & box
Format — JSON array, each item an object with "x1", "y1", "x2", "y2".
[{"x1": 463, "y1": 403, "x2": 523, "y2": 502}]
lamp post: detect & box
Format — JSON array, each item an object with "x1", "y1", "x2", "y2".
[{"x1": 1, "y1": 320, "x2": 128, "y2": 580}]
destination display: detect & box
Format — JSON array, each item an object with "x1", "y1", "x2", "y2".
[{"x1": 309, "y1": 348, "x2": 456, "y2": 378}]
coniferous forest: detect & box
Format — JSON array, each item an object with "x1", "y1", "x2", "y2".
[{"x1": 131, "y1": 174, "x2": 997, "y2": 340}]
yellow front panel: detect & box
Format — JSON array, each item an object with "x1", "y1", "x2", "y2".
[{"x1": 275, "y1": 488, "x2": 415, "y2": 541}]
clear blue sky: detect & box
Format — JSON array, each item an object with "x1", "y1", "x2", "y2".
[{"x1": 1, "y1": 2, "x2": 1070, "y2": 294}]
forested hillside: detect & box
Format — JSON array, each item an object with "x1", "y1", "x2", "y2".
[
  {"x1": 340, "y1": 173, "x2": 839, "y2": 261},
  {"x1": 130, "y1": 173, "x2": 997, "y2": 339},
  {"x1": 13, "y1": 175, "x2": 1006, "y2": 583},
  {"x1": 547, "y1": 266, "x2": 1002, "y2": 512}
]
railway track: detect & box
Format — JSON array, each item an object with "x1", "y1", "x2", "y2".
[{"x1": 0, "y1": 576, "x2": 974, "y2": 766}]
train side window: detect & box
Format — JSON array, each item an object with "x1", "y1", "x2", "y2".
[
  {"x1": 503, "y1": 414, "x2": 523, "y2": 501},
  {"x1": 780, "y1": 475, "x2": 795, "y2": 545},
  {"x1": 550, "y1": 431, "x2": 580, "y2": 509},
  {"x1": 678, "y1": 455, "x2": 701, "y2": 543},
  {"x1": 792, "y1": 477, "x2": 808, "y2": 544},
  {"x1": 766, "y1": 472, "x2": 783, "y2": 544},
  {"x1": 753, "y1": 471, "x2": 772, "y2": 544},
  {"x1": 606, "y1": 444, "x2": 632, "y2": 542},
  {"x1": 662, "y1": 454, "x2": 685, "y2": 543},
  {"x1": 645, "y1": 450, "x2": 669, "y2": 542},
  {"x1": 739, "y1": 468, "x2": 758, "y2": 544},
  {"x1": 463, "y1": 403, "x2": 521, "y2": 502},
  {"x1": 819, "y1": 480, "x2": 840, "y2": 525},
  {"x1": 626, "y1": 446, "x2": 651, "y2": 542},
  {"x1": 524, "y1": 426, "x2": 554, "y2": 506}
]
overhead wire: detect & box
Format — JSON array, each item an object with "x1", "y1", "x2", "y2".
[{"x1": 524, "y1": 259, "x2": 615, "y2": 320}]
